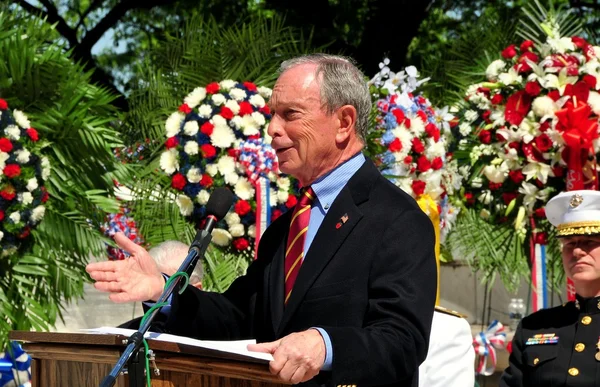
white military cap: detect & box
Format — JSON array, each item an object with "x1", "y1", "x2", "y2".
[{"x1": 545, "y1": 190, "x2": 600, "y2": 237}]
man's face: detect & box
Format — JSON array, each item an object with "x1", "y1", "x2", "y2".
[
  {"x1": 267, "y1": 64, "x2": 341, "y2": 186},
  {"x1": 561, "y1": 235, "x2": 600, "y2": 283}
]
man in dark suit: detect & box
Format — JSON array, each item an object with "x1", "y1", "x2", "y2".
[{"x1": 87, "y1": 54, "x2": 437, "y2": 386}]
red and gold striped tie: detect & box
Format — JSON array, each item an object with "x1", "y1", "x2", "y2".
[{"x1": 284, "y1": 187, "x2": 315, "y2": 305}]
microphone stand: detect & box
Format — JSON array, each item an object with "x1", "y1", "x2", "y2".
[{"x1": 99, "y1": 220, "x2": 215, "y2": 387}]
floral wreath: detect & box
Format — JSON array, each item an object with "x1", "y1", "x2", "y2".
[
  {"x1": 159, "y1": 81, "x2": 296, "y2": 256},
  {"x1": 100, "y1": 207, "x2": 145, "y2": 260},
  {"x1": 0, "y1": 99, "x2": 49, "y2": 257}
]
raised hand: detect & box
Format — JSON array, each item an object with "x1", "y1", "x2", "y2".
[{"x1": 86, "y1": 232, "x2": 165, "y2": 303}]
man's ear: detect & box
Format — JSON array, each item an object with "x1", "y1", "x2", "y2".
[
  {"x1": 191, "y1": 282, "x2": 202, "y2": 290},
  {"x1": 335, "y1": 105, "x2": 357, "y2": 144}
]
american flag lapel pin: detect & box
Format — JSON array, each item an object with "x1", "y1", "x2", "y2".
[{"x1": 336, "y1": 213, "x2": 349, "y2": 229}]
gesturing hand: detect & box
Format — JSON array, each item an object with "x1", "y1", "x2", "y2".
[
  {"x1": 247, "y1": 329, "x2": 326, "y2": 384},
  {"x1": 86, "y1": 232, "x2": 165, "y2": 303}
]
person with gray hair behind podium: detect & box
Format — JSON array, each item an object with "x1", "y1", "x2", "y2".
[{"x1": 501, "y1": 190, "x2": 600, "y2": 386}]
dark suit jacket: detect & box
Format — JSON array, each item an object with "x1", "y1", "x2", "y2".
[{"x1": 165, "y1": 159, "x2": 437, "y2": 387}]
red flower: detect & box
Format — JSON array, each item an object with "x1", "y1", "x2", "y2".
[
  {"x1": 238, "y1": 101, "x2": 254, "y2": 116},
  {"x1": 0, "y1": 187, "x2": 15, "y2": 201},
  {"x1": 41, "y1": 186, "x2": 49, "y2": 203},
  {"x1": 520, "y1": 40, "x2": 534, "y2": 52},
  {"x1": 417, "y1": 110, "x2": 428, "y2": 122},
  {"x1": 505, "y1": 90, "x2": 532, "y2": 126},
  {"x1": 411, "y1": 180, "x2": 426, "y2": 196},
  {"x1": 235, "y1": 200, "x2": 252, "y2": 215},
  {"x1": 220, "y1": 106, "x2": 234, "y2": 120},
  {"x1": 501, "y1": 44, "x2": 518, "y2": 59},
  {"x1": 425, "y1": 123, "x2": 440, "y2": 141},
  {"x1": 583, "y1": 74, "x2": 597, "y2": 89},
  {"x1": 403, "y1": 155, "x2": 413, "y2": 164},
  {"x1": 18, "y1": 227, "x2": 30, "y2": 239},
  {"x1": 392, "y1": 109, "x2": 405, "y2": 124},
  {"x1": 271, "y1": 209, "x2": 283, "y2": 221},
  {"x1": 228, "y1": 148, "x2": 238, "y2": 158},
  {"x1": 0, "y1": 210, "x2": 4, "y2": 221},
  {"x1": 233, "y1": 238, "x2": 250, "y2": 251},
  {"x1": 178, "y1": 104, "x2": 192, "y2": 114},
  {"x1": 539, "y1": 121, "x2": 551, "y2": 132},
  {"x1": 201, "y1": 144, "x2": 217, "y2": 158},
  {"x1": 509, "y1": 170, "x2": 525, "y2": 184},
  {"x1": 206, "y1": 82, "x2": 220, "y2": 94},
  {"x1": 165, "y1": 136, "x2": 179, "y2": 149},
  {"x1": 4, "y1": 164, "x2": 21, "y2": 178},
  {"x1": 200, "y1": 174, "x2": 213, "y2": 188},
  {"x1": 508, "y1": 141, "x2": 520, "y2": 150},
  {"x1": 431, "y1": 157, "x2": 443, "y2": 170},
  {"x1": 491, "y1": 94, "x2": 504, "y2": 105},
  {"x1": 417, "y1": 156, "x2": 431, "y2": 172},
  {"x1": 259, "y1": 105, "x2": 271, "y2": 115},
  {"x1": 0, "y1": 138, "x2": 13, "y2": 152},
  {"x1": 388, "y1": 138, "x2": 402, "y2": 152},
  {"x1": 563, "y1": 82, "x2": 590, "y2": 104},
  {"x1": 534, "y1": 133, "x2": 553, "y2": 152},
  {"x1": 502, "y1": 192, "x2": 518, "y2": 205},
  {"x1": 552, "y1": 166, "x2": 564, "y2": 177},
  {"x1": 534, "y1": 207, "x2": 546, "y2": 218},
  {"x1": 516, "y1": 52, "x2": 539, "y2": 73},
  {"x1": 411, "y1": 138, "x2": 425, "y2": 153},
  {"x1": 482, "y1": 110, "x2": 492, "y2": 123},
  {"x1": 489, "y1": 182, "x2": 503, "y2": 191},
  {"x1": 0, "y1": 99, "x2": 7, "y2": 110},
  {"x1": 525, "y1": 82, "x2": 541, "y2": 96},
  {"x1": 464, "y1": 192, "x2": 475, "y2": 205},
  {"x1": 478, "y1": 130, "x2": 492, "y2": 144},
  {"x1": 171, "y1": 173, "x2": 186, "y2": 190},
  {"x1": 26, "y1": 128, "x2": 39, "y2": 142},
  {"x1": 200, "y1": 122, "x2": 214, "y2": 136},
  {"x1": 572, "y1": 36, "x2": 588, "y2": 48},
  {"x1": 243, "y1": 82, "x2": 258, "y2": 92},
  {"x1": 285, "y1": 195, "x2": 297, "y2": 209},
  {"x1": 534, "y1": 232, "x2": 548, "y2": 245},
  {"x1": 547, "y1": 90, "x2": 561, "y2": 101}
]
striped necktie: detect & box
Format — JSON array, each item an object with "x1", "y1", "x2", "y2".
[{"x1": 284, "y1": 187, "x2": 315, "y2": 305}]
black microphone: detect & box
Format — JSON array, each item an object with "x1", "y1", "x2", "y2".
[{"x1": 100, "y1": 187, "x2": 234, "y2": 387}]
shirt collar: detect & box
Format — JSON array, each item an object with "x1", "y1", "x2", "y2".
[{"x1": 310, "y1": 152, "x2": 365, "y2": 211}]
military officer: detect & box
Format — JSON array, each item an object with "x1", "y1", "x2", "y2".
[{"x1": 501, "y1": 190, "x2": 600, "y2": 386}]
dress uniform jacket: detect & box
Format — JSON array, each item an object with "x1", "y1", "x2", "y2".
[
  {"x1": 163, "y1": 159, "x2": 438, "y2": 387},
  {"x1": 501, "y1": 295, "x2": 600, "y2": 386}
]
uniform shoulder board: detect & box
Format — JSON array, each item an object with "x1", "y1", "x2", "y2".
[{"x1": 435, "y1": 305, "x2": 467, "y2": 319}]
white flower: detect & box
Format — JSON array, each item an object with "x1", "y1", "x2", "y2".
[
  {"x1": 522, "y1": 161, "x2": 552, "y2": 184},
  {"x1": 464, "y1": 110, "x2": 479, "y2": 123},
  {"x1": 165, "y1": 112, "x2": 184, "y2": 137},
  {"x1": 13, "y1": 110, "x2": 30, "y2": 129},
  {"x1": 219, "y1": 80, "x2": 236, "y2": 91},
  {"x1": 277, "y1": 177, "x2": 291, "y2": 191},
  {"x1": 588, "y1": 91, "x2": 600, "y2": 115},
  {"x1": 160, "y1": 149, "x2": 179, "y2": 174},
  {"x1": 9, "y1": 211, "x2": 21, "y2": 224},
  {"x1": 217, "y1": 155, "x2": 236, "y2": 175},
  {"x1": 532, "y1": 96, "x2": 557, "y2": 117},
  {"x1": 258, "y1": 86, "x2": 272, "y2": 99},
  {"x1": 205, "y1": 164, "x2": 218, "y2": 177},
  {"x1": 229, "y1": 88, "x2": 247, "y2": 101},
  {"x1": 211, "y1": 94, "x2": 226, "y2": 106},
  {"x1": 516, "y1": 117, "x2": 540, "y2": 144},
  {"x1": 198, "y1": 104, "x2": 213, "y2": 118},
  {"x1": 225, "y1": 212, "x2": 241, "y2": 226},
  {"x1": 15, "y1": 149, "x2": 31, "y2": 164},
  {"x1": 41, "y1": 157, "x2": 50, "y2": 180},
  {"x1": 210, "y1": 125, "x2": 236, "y2": 148},
  {"x1": 410, "y1": 117, "x2": 425, "y2": 137},
  {"x1": 197, "y1": 190, "x2": 210, "y2": 205},
  {"x1": 424, "y1": 139, "x2": 445, "y2": 159},
  {"x1": 458, "y1": 122, "x2": 472, "y2": 136},
  {"x1": 184, "y1": 141, "x2": 199, "y2": 155},
  {"x1": 0, "y1": 152, "x2": 9, "y2": 169},
  {"x1": 242, "y1": 115, "x2": 260, "y2": 136},
  {"x1": 31, "y1": 205, "x2": 46, "y2": 223},
  {"x1": 211, "y1": 115, "x2": 227, "y2": 127},
  {"x1": 248, "y1": 224, "x2": 256, "y2": 238},
  {"x1": 26, "y1": 177, "x2": 38, "y2": 191},
  {"x1": 211, "y1": 228, "x2": 232, "y2": 246},
  {"x1": 183, "y1": 121, "x2": 199, "y2": 136},
  {"x1": 483, "y1": 164, "x2": 508, "y2": 184},
  {"x1": 480, "y1": 209, "x2": 491, "y2": 219},
  {"x1": 251, "y1": 111, "x2": 266, "y2": 127},
  {"x1": 176, "y1": 194, "x2": 194, "y2": 216},
  {"x1": 225, "y1": 99, "x2": 240, "y2": 115},
  {"x1": 485, "y1": 59, "x2": 506, "y2": 81},
  {"x1": 249, "y1": 94, "x2": 266, "y2": 108},
  {"x1": 277, "y1": 190, "x2": 289, "y2": 204},
  {"x1": 5, "y1": 125, "x2": 20, "y2": 140},
  {"x1": 547, "y1": 36, "x2": 576, "y2": 53},
  {"x1": 184, "y1": 87, "x2": 207, "y2": 108},
  {"x1": 230, "y1": 116, "x2": 243, "y2": 129},
  {"x1": 19, "y1": 192, "x2": 33, "y2": 205},
  {"x1": 224, "y1": 172, "x2": 239, "y2": 185},
  {"x1": 229, "y1": 223, "x2": 245, "y2": 237},
  {"x1": 187, "y1": 167, "x2": 202, "y2": 183},
  {"x1": 518, "y1": 182, "x2": 540, "y2": 210},
  {"x1": 234, "y1": 177, "x2": 255, "y2": 200},
  {"x1": 477, "y1": 190, "x2": 493, "y2": 205},
  {"x1": 270, "y1": 190, "x2": 278, "y2": 206},
  {"x1": 0, "y1": 231, "x2": 3, "y2": 241},
  {"x1": 498, "y1": 68, "x2": 523, "y2": 86}
]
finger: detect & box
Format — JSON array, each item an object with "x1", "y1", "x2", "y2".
[
  {"x1": 290, "y1": 367, "x2": 307, "y2": 385},
  {"x1": 268, "y1": 350, "x2": 287, "y2": 375},
  {"x1": 94, "y1": 281, "x2": 123, "y2": 293},
  {"x1": 247, "y1": 339, "x2": 280, "y2": 354},
  {"x1": 108, "y1": 292, "x2": 135, "y2": 303},
  {"x1": 277, "y1": 361, "x2": 298, "y2": 383},
  {"x1": 88, "y1": 270, "x2": 120, "y2": 282},
  {"x1": 86, "y1": 261, "x2": 119, "y2": 273},
  {"x1": 114, "y1": 232, "x2": 144, "y2": 255}
]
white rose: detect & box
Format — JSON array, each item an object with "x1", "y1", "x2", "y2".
[
  {"x1": 26, "y1": 177, "x2": 38, "y2": 191},
  {"x1": 197, "y1": 190, "x2": 210, "y2": 205},
  {"x1": 9, "y1": 211, "x2": 21, "y2": 224},
  {"x1": 257, "y1": 86, "x2": 272, "y2": 99},
  {"x1": 588, "y1": 91, "x2": 600, "y2": 115},
  {"x1": 165, "y1": 112, "x2": 184, "y2": 137},
  {"x1": 217, "y1": 155, "x2": 236, "y2": 175},
  {"x1": 229, "y1": 223, "x2": 245, "y2": 237},
  {"x1": 210, "y1": 125, "x2": 236, "y2": 148},
  {"x1": 211, "y1": 94, "x2": 226, "y2": 106},
  {"x1": 532, "y1": 96, "x2": 557, "y2": 117},
  {"x1": 5, "y1": 125, "x2": 20, "y2": 140},
  {"x1": 19, "y1": 192, "x2": 33, "y2": 205},
  {"x1": 159, "y1": 149, "x2": 179, "y2": 174},
  {"x1": 176, "y1": 194, "x2": 194, "y2": 216},
  {"x1": 198, "y1": 104, "x2": 213, "y2": 118},
  {"x1": 184, "y1": 87, "x2": 206, "y2": 108},
  {"x1": 15, "y1": 149, "x2": 31, "y2": 164},
  {"x1": 183, "y1": 121, "x2": 199, "y2": 136},
  {"x1": 224, "y1": 172, "x2": 239, "y2": 185},
  {"x1": 229, "y1": 88, "x2": 247, "y2": 101},
  {"x1": 225, "y1": 99, "x2": 240, "y2": 115},
  {"x1": 249, "y1": 94, "x2": 266, "y2": 108},
  {"x1": 219, "y1": 80, "x2": 236, "y2": 91},
  {"x1": 485, "y1": 59, "x2": 506, "y2": 81},
  {"x1": 187, "y1": 167, "x2": 202, "y2": 183},
  {"x1": 247, "y1": 224, "x2": 256, "y2": 238},
  {"x1": 211, "y1": 228, "x2": 232, "y2": 246},
  {"x1": 205, "y1": 164, "x2": 218, "y2": 177},
  {"x1": 184, "y1": 141, "x2": 199, "y2": 155},
  {"x1": 277, "y1": 190, "x2": 289, "y2": 204},
  {"x1": 225, "y1": 212, "x2": 241, "y2": 226},
  {"x1": 234, "y1": 177, "x2": 255, "y2": 200},
  {"x1": 13, "y1": 110, "x2": 30, "y2": 129}
]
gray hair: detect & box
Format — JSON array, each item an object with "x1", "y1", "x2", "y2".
[
  {"x1": 279, "y1": 53, "x2": 371, "y2": 143},
  {"x1": 148, "y1": 241, "x2": 203, "y2": 284}
]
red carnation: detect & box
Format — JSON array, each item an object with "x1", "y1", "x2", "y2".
[
  {"x1": 516, "y1": 52, "x2": 539, "y2": 73},
  {"x1": 489, "y1": 182, "x2": 503, "y2": 191},
  {"x1": 285, "y1": 195, "x2": 297, "y2": 209},
  {"x1": 165, "y1": 136, "x2": 179, "y2": 149},
  {"x1": 26, "y1": 128, "x2": 39, "y2": 142},
  {"x1": 482, "y1": 110, "x2": 492, "y2": 123},
  {"x1": 206, "y1": 82, "x2": 220, "y2": 94},
  {"x1": 40, "y1": 186, "x2": 49, "y2": 202},
  {"x1": 178, "y1": 104, "x2": 192, "y2": 114},
  {"x1": 583, "y1": 74, "x2": 597, "y2": 89},
  {"x1": 411, "y1": 180, "x2": 426, "y2": 196},
  {"x1": 235, "y1": 200, "x2": 252, "y2": 216},
  {"x1": 520, "y1": 40, "x2": 534, "y2": 52},
  {"x1": 392, "y1": 109, "x2": 405, "y2": 124},
  {"x1": 534, "y1": 232, "x2": 548, "y2": 245},
  {"x1": 505, "y1": 91, "x2": 532, "y2": 126},
  {"x1": 417, "y1": 156, "x2": 431, "y2": 172},
  {"x1": 509, "y1": 170, "x2": 525, "y2": 184},
  {"x1": 431, "y1": 157, "x2": 443, "y2": 170},
  {"x1": 534, "y1": 133, "x2": 553, "y2": 152},
  {"x1": 0, "y1": 138, "x2": 13, "y2": 152},
  {"x1": 0, "y1": 186, "x2": 15, "y2": 201},
  {"x1": 464, "y1": 192, "x2": 475, "y2": 205},
  {"x1": 501, "y1": 44, "x2": 518, "y2": 59},
  {"x1": 171, "y1": 173, "x2": 187, "y2": 190},
  {"x1": 425, "y1": 123, "x2": 440, "y2": 142},
  {"x1": 525, "y1": 82, "x2": 541, "y2": 96},
  {"x1": 4, "y1": 164, "x2": 21, "y2": 178},
  {"x1": 200, "y1": 174, "x2": 213, "y2": 188},
  {"x1": 18, "y1": 227, "x2": 30, "y2": 239},
  {"x1": 417, "y1": 110, "x2": 428, "y2": 122},
  {"x1": 491, "y1": 94, "x2": 504, "y2": 105},
  {"x1": 0, "y1": 210, "x2": 3, "y2": 221},
  {"x1": 259, "y1": 105, "x2": 271, "y2": 115},
  {"x1": 478, "y1": 130, "x2": 492, "y2": 144},
  {"x1": 0, "y1": 99, "x2": 7, "y2": 110},
  {"x1": 243, "y1": 82, "x2": 258, "y2": 92},
  {"x1": 404, "y1": 155, "x2": 413, "y2": 164},
  {"x1": 238, "y1": 101, "x2": 254, "y2": 116},
  {"x1": 200, "y1": 122, "x2": 214, "y2": 136},
  {"x1": 411, "y1": 138, "x2": 425, "y2": 153},
  {"x1": 233, "y1": 238, "x2": 250, "y2": 251},
  {"x1": 502, "y1": 192, "x2": 518, "y2": 205},
  {"x1": 201, "y1": 144, "x2": 217, "y2": 158},
  {"x1": 388, "y1": 138, "x2": 402, "y2": 152},
  {"x1": 220, "y1": 106, "x2": 234, "y2": 120},
  {"x1": 271, "y1": 209, "x2": 283, "y2": 221},
  {"x1": 228, "y1": 148, "x2": 238, "y2": 158},
  {"x1": 534, "y1": 207, "x2": 546, "y2": 218}
]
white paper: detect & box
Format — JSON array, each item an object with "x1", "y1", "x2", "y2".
[{"x1": 81, "y1": 327, "x2": 273, "y2": 362}]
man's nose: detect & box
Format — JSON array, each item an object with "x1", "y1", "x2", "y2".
[{"x1": 267, "y1": 116, "x2": 282, "y2": 138}]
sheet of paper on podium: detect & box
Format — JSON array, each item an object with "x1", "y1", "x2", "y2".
[{"x1": 82, "y1": 327, "x2": 274, "y2": 363}]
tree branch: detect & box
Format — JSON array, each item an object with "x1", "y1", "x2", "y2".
[
  {"x1": 36, "y1": 0, "x2": 79, "y2": 47},
  {"x1": 77, "y1": 0, "x2": 107, "y2": 32}
]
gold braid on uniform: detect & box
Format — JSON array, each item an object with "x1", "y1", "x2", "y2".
[{"x1": 557, "y1": 221, "x2": 600, "y2": 237}]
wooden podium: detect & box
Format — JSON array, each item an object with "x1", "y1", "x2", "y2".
[{"x1": 9, "y1": 331, "x2": 289, "y2": 387}]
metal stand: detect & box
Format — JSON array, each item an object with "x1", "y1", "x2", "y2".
[{"x1": 126, "y1": 347, "x2": 146, "y2": 387}]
